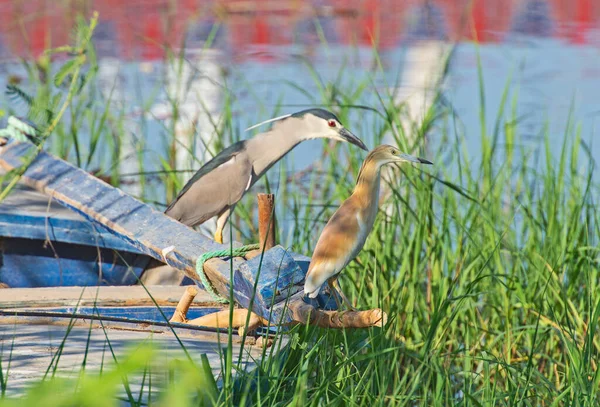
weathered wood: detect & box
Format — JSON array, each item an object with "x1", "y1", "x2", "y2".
[
  {"x1": 188, "y1": 309, "x2": 266, "y2": 334},
  {"x1": 0, "y1": 236, "x2": 149, "y2": 287},
  {"x1": 0, "y1": 185, "x2": 150, "y2": 287},
  {"x1": 257, "y1": 193, "x2": 276, "y2": 251},
  {"x1": 269, "y1": 289, "x2": 337, "y2": 325},
  {"x1": 191, "y1": 249, "x2": 320, "y2": 324},
  {"x1": 236, "y1": 246, "x2": 305, "y2": 311},
  {"x1": 0, "y1": 142, "x2": 257, "y2": 298},
  {"x1": 202, "y1": 256, "x2": 247, "y2": 299},
  {"x1": 238, "y1": 312, "x2": 266, "y2": 336},
  {"x1": 244, "y1": 249, "x2": 262, "y2": 260},
  {"x1": 168, "y1": 284, "x2": 266, "y2": 335},
  {"x1": 0, "y1": 321, "x2": 269, "y2": 397},
  {"x1": 0, "y1": 185, "x2": 144, "y2": 253},
  {"x1": 186, "y1": 300, "x2": 387, "y2": 330},
  {"x1": 288, "y1": 300, "x2": 388, "y2": 328},
  {"x1": 0, "y1": 285, "x2": 220, "y2": 308},
  {"x1": 170, "y1": 286, "x2": 199, "y2": 323}
]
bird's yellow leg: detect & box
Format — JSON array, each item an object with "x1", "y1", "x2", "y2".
[
  {"x1": 214, "y1": 208, "x2": 231, "y2": 244},
  {"x1": 214, "y1": 229, "x2": 223, "y2": 244},
  {"x1": 327, "y1": 278, "x2": 343, "y2": 309},
  {"x1": 331, "y1": 278, "x2": 357, "y2": 311}
]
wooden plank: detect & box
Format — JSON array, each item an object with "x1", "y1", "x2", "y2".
[
  {"x1": 205, "y1": 248, "x2": 317, "y2": 322},
  {"x1": 0, "y1": 237, "x2": 147, "y2": 287},
  {"x1": 237, "y1": 246, "x2": 305, "y2": 308},
  {"x1": 0, "y1": 322, "x2": 271, "y2": 398},
  {"x1": 0, "y1": 285, "x2": 222, "y2": 308},
  {"x1": 0, "y1": 185, "x2": 145, "y2": 253},
  {"x1": 202, "y1": 256, "x2": 247, "y2": 299},
  {"x1": 269, "y1": 288, "x2": 339, "y2": 325},
  {"x1": 0, "y1": 183, "x2": 86, "y2": 220}
]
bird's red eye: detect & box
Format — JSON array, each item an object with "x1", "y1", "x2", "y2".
[{"x1": 328, "y1": 120, "x2": 336, "y2": 127}]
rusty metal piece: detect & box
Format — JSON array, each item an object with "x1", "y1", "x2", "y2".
[{"x1": 257, "y1": 193, "x2": 276, "y2": 252}]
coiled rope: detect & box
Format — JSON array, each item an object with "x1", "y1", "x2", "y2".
[
  {"x1": 195, "y1": 243, "x2": 260, "y2": 303},
  {"x1": 0, "y1": 116, "x2": 39, "y2": 143}
]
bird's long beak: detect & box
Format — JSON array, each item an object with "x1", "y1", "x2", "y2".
[
  {"x1": 397, "y1": 153, "x2": 433, "y2": 165},
  {"x1": 339, "y1": 128, "x2": 368, "y2": 151}
]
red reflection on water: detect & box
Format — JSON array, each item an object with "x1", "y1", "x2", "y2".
[{"x1": 0, "y1": 0, "x2": 597, "y2": 62}]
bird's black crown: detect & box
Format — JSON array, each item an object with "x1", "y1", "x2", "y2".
[{"x1": 291, "y1": 108, "x2": 342, "y2": 123}]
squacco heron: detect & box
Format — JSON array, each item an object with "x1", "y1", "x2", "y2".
[{"x1": 303, "y1": 144, "x2": 432, "y2": 309}]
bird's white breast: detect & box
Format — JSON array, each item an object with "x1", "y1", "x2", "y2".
[
  {"x1": 356, "y1": 212, "x2": 368, "y2": 242},
  {"x1": 352, "y1": 212, "x2": 370, "y2": 258}
]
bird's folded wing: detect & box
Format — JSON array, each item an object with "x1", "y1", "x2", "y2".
[
  {"x1": 306, "y1": 198, "x2": 363, "y2": 291},
  {"x1": 164, "y1": 144, "x2": 253, "y2": 227},
  {"x1": 165, "y1": 140, "x2": 247, "y2": 213}
]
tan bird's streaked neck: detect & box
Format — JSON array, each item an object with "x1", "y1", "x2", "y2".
[{"x1": 352, "y1": 157, "x2": 383, "y2": 207}]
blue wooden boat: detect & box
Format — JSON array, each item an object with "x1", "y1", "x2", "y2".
[{"x1": 0, "y1": 184, "x2": 152, "y2": 288}]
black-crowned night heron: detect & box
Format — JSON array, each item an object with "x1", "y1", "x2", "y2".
[
  {"x1": 303, "y1": 144, "x2": 432, "y2": 309},
  {"x1": 165, "y1": 108, "x2": 368, "y2": 243}
]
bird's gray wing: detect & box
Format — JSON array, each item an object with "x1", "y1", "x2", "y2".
[
  {"x1": 166, "y1": 141, "x2": 247, "y2": 208},
  {"x1": 164, "y1": 141, "x2": 253, "y2": 227}
]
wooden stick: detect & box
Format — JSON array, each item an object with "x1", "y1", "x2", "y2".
[
  {"x1": 172, "y1": 291, "x2": 385, "y2": 330},
  {"x1": 257, "y1": 193, "x2": 276, "y2": 252},
  {"x1": 187, "y1": 308, "x2": 267, "y2": 334},
  {"x1": 188, "y1": 308, "x2": 274, "y2": 347},
  {"x1": 169, "y1": 286, "x2": 199, "y2": 323},
  {"x1": 288, "y1": 301, "x2": 387, "y2": 328}
]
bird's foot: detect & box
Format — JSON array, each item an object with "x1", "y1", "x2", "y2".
[
  {"x1": 338, "y1": 291, "x2": 358, "y2": 311},
  {"x1": 331, "y1": 293, "x2": 342, "y2": 309},
  {"x1": 214, "y1": 230, "x2": 223, "y2": 244},
  {"x1": 344, "y1": 303, "x2": 358, "y2": 312}
]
